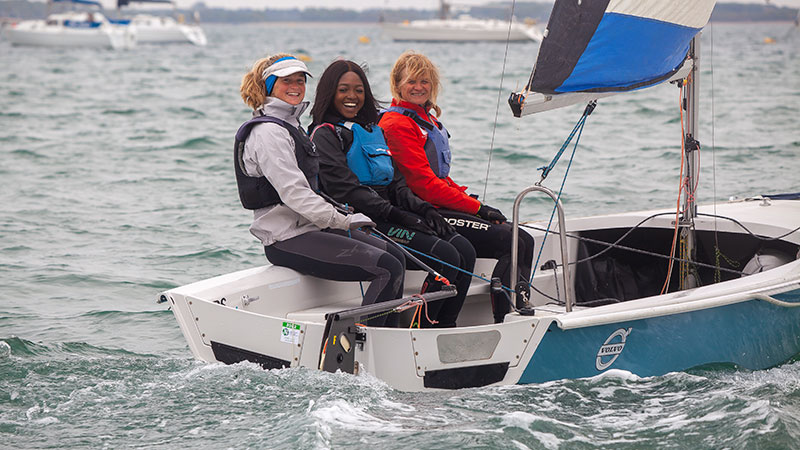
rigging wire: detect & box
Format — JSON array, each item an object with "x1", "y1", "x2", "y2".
[
  {"x1": 522, "y1": 103, "x2": 594, "y2": 289},
  {"x1": 697, "y1": 213, "x2": 800, "y2": 241},
  {"x1": 708, "y1": 22, "x2": 725, "y2": 283},
  {"x1": 482, "y1": 0, "x2": 518, "y2": 201},
  {"x1": 529, "y1": 111, "x2": 589, "y2": 285}
]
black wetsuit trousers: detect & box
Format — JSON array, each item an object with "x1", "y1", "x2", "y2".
[
  {"x1": 264, "y1": 229, "x2": 406, "y2": 326},
  {"x1": 438, "y1": 209, "x2": 535, "y2": 323},
  {"x1": 374, "y1": 219, "x2": 476, "y2": 327}
]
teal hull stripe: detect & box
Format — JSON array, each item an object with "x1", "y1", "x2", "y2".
[{"x1": 519, "y1": 288, "x2": 800, "y2": 383}]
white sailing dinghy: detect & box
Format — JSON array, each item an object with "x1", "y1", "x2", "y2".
[{"x1": 160, "y1": 0, "x2": 800, "y2": 391}]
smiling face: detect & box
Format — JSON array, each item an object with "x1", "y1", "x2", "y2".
[
  {"x1": 398, "y1": 69, "x2": 432, "y2": 107},
  {"x1": 333, "y1": 71, "x2": 365, "y2": 119},
  {"x1": 271, "y1": 72, "x2": 306, "y2": 105}
]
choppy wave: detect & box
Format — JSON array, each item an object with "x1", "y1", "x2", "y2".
[
  {"x1": 1, "y1": 335, "x2": 799, "y2": 448},
  {"x1": 101, "y1": 108, "x2": 141, "y2": 115},
  {"x1": 165, "y1": 136, "x2": 218, "y2": 150}
]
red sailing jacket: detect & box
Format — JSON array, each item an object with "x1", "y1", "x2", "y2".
[{"x1": 379, "y1": 100, "x2": 481, "y2": 214}]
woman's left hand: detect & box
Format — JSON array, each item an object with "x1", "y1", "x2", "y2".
[
  {"x1": 477, "y1": 204, "x2": 507, "y2": 224},
  {"x1": 424, "y1": 208, "x2": 456, "y2": 237}
]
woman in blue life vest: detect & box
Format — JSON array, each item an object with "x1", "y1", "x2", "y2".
[
  {"x1": 379, "y1": 51, "x2": 535, "y2": 323},
  {"x1": 309, "y1": 59, "x2": 476, "y2": 328},
  {"x1": 237, "y1": 53, "x2": 406, "y2": 326}
]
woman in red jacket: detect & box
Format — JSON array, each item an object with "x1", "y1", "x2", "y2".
[{"x1": 379, "y1": 50, "x2": 535, "y2": 323}]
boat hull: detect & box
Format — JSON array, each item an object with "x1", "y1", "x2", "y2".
[
  {"x1": 520, "y1": 287, "x2": 800, "y2": 383},
  {"x1": 4, "y1": 19, "x2": 135, "y2": 49},
  {"x1": 134, "y1": 24, "x2": 206, "y2": 45}
]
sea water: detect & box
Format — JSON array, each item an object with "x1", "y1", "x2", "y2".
[{"x1": 1, "y1": 22, "x2": 799, "y2": 448}]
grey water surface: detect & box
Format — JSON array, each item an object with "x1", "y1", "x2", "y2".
[{"x1": 1, "y1": 22, "x2": 799, "y2": 449}]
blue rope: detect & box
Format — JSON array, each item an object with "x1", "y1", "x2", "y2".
[
  {"x1": 529, "y1": 110, "x2": 589, "y2": 283},
  {"x1": 372, "y1": 233, "x2": 516, "y2": 294},
  {"x1": 538, "y1": 113, "x2": 588, "y2": 180}
]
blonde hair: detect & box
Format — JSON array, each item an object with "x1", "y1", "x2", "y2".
[
  {"x1": 389, "y1": 50, "x2": 442, "y2": 116},
  {"x1": 240, "y1": 52, "x2": 294, "y2": 110}
]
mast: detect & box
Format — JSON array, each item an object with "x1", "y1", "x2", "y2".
[
  {"x1": 439, "y1": 0, "x2": 451, "y2": 20},
  {"x1": 679, "y1": 35, "x2": 700, "y2": 290}
]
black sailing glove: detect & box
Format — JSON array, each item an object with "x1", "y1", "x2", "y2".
[
  {"x1": 423, "y1": 208, "x2": 456, "y2": 238},
  {"x1": 476, "y1": 204, "x2": 507, "y2": 223},
  {"x1": 387, "y1": 207, "x2": 435, "y2": 234}
]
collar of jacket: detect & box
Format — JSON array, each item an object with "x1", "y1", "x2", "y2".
[
  {"x1": 256, "y1": 98, "x2": 310, "y2": 127},
  {"x1": 326, "y1": 111, "x2": 372, "y2": 127},
  {"x1": 391, "y1": 99, "x2": 435, "y2": 122},
  {"x1": 310, "y1": 111, "x2": 373, "y2": 133}
]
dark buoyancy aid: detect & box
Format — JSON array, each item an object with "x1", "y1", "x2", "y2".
[
  {"x1": 311, "y1": 121, "x2": 394, "y2": 186},
  {"x1": 234, "y1": 115, "x2": 319, "y2": 210},
  {"x1": 383, "y1": 106, "x2": 451, "y2": 179}
]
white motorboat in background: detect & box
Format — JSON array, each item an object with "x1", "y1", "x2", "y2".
[
  {"x1": 115, "y1": 0, "x2": 207, "y2": 46},
  {"x1": 4, "y1": 1, "x2": 136, "y2": 49},
  {"x1": 381, "y1": 0, "x2": 542, "y2": 42}
]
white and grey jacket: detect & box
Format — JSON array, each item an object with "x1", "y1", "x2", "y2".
[{"x1": 242, "y1": 98, "x2": 358, "y2": 246}]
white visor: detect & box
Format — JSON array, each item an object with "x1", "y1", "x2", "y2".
[{"x1": 262, "y1": 58, "x2": 313, "y2": 80}]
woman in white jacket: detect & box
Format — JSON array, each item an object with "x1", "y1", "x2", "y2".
[{"x1": 236, "y1": 53, "x2": 405, "y2": 325}]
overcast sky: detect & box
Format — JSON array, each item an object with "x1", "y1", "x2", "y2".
[{"x1": 85, "y1": 0, "x2": 800, "y2": 11}]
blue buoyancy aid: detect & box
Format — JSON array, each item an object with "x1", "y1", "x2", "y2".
[
  {"x1": 234, "y1": 115, "x2": 319, "y2": 210},
  {"x1": 313, "y1": 121, "x2": 394, "y2": 186},
  {"x1": 383, "y1": 106, "x2": 451, "y2": 179},
  {"x1": 342, "y1": 122, "x2": 394, "y2": 186}
]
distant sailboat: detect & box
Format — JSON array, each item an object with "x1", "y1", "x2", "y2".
[
  {"x1": 4, "y1": 0, "x2": 136, "y2": 49},
  {"x1": 381, "y1": 0, "x2": 543, "y2": 42}
]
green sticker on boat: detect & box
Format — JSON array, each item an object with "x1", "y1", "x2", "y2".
[{"x1": 281, "y1": 321, "x2": 300, "y2": 344}]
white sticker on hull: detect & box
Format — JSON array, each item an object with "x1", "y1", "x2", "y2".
[
  {"x1": 281, "y1": 321, "x2": 300, "y2": 344},
  {"x1": 596, "y1": 328, "x2": 632, "y2": 371}
]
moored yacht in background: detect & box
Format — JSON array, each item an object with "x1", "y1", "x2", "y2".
[
  {"x1": 4, "y1": 0, "x2": 136, "y2": 50},
  {"x1": 381, "y1": 0, "x2": 542, "y2": 42}
]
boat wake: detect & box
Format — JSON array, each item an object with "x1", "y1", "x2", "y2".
[{"x1": 2, "y1": 336, "x2": 798, "y2": 447}]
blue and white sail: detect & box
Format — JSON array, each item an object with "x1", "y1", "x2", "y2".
[{"x1": 510, "y1": 0, "x2": 716, "y2": 117}]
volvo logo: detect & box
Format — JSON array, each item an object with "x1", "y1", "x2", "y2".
[{"x1": 596, "y1": 328, "x2": 632, "y2": 371}]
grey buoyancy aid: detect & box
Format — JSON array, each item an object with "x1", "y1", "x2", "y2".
[
  {"x1": 234, "y1": 115, "x2": 319, "y2": 210},
  {"x1": 383, "y1": 106, "x2": 451, "y2": 178},
  {"x1": 312, "y1": 121, "x2": 394, "y2": 186}
]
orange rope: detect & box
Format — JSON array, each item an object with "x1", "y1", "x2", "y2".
[
  {"x1": 410, "y1": 305, "x2": 421, "y2": 328},
  {"x1": 661, "y1": 81, "x2": 687, "y2": 295},
  {"x1": 406, "y1": 294, "x2": 438, "y2": 328}
]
